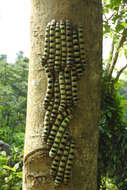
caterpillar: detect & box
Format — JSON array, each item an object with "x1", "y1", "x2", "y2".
[
  {"x1": 41, "y1": 22, "x2": 50, "y2": 67},
  {"x1": 54, "y1": 142, "x2": 70, "y2": 187},
  {"x1": 71, "y1": 66, "x2": 78, "y2": 105},
  {"x1": 49, "y1": 115, "x2": 72, "y2": 158},
  {"x1": 48, "y1": 20, "x2": 56, "y2": 71},
  {"x1": 42, "y1": 100, "x2": 54, "y2": 141},
  {"x1": 54, "y1": 22, "x2": 61, "y2": 73},
  {"x1": 64, "y1": 140, "x2": 75, "y2": 184},
  {"x1": 50, "y1": 78, "x2": 60, "y2": 123},
  {"x1": 41, "y1": 19, "x2": 87, "y2": 187},
  {"x1": 78, "y1": 25, "x2": 87, "y2": 71},
  {"x1": 43, "y1": 66, "x2": 54, "y2": 109},
  {"x1": 72, "y1": 29, "x2": 83, "y2": 79},
  {"x1": 64, "y1": 67, "x2": 72, "y2": 106},
  {"x1": 66, "y1": 20, "x2": 73, "y2": 69},
  {"x1": 47, "y1": 111, "x2": 67, "y2": 147},
  {"x1": 60, "y1": 20, "x2": 66, "y2": 69},
  {"x1": 59, "y1": 71, "x2": 66, "y2": 112}
]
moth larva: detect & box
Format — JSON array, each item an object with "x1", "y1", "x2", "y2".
[
  {"x1": 54, "y1": 22, "x2": 61, "y2": 72},
  {"x1": 78, "y1": 25, "x2": 87, "y2": 71},
  {"x1": 59, "y1": 71, "x2": 66, "y2": 112},
  {"x1": 43, "y1": 66, "x2": 54, "y2": 109},
  {"x1": 64, "y1": 67, "x2": 72, "y2": 106},
  {"x1": 71, "y1": 66, "x2": 78, "y2": 105},
  {"x1": 60, "y1": 20, "x2": 66, "y2": 69},
  {"x1": 49, "y1": 115, "x2": 72, "y2": 158},
  {"x1": 64, "y1": 140, "x2": 75, "y2": 184},
  {"x1": 54, "y1": 142, "x2": 70, "y2": 187},
  {"x1": 72, "y1": 30, "x2": 83, "y2": 79},
  {"x1": 42, "y1": 100, "x2": 54, "y2": 141}
]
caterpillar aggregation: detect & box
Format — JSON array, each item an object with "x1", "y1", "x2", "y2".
[{"x1": 41, "y1": 19, "x2": 87, "y2": 188}]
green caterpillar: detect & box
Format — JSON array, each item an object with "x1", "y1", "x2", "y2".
[
  {"x1": 60, "y1": 20, "x2": 66, "y2": 69},
  {"x1": 54, "y1": 142, "x2": 70, "y2": 187},
  {"x1": 78, "y1": 25, "x2": 87, "y2": 71},
  {"x1": 72, "y1": 29, "x2": 83, "y2": 79},
  {"x1": 42, "y1": 100, "x2": 54, "y2": 141},
  {"x1": 43, "y1": 66, "x2": 54, "y2": 109},
  {"x1": 71, "y1": 66, "x2": 78, "y2": 105},
  {"x1": 47, "y1": 111, "x2": 67, "y2": 147},
  {"x1": 64, "y1": 140, "x2": 75, "y2": 184},
  {"x1": 50, "y1": 79, "x2": 60, "y2": 123},
  {"x1": 48, "y1": 20, "x2": 56, "y2": 71},
  {"x1": 49, "y1": 115, "x2": 72, "y2": 158},
  {"x1": 54, "y1": 22, "x2": 61, "y2": 73},
  {"x1": 59, "y1": 71, "x2": 66, "y2": 112},
  {"x1": 64, "y1": 67, "x2": 72, "y2": 106}
]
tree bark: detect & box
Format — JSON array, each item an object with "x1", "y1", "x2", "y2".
[{"x1": 23, "y1": 0, "x2": 102, "y2": 190}]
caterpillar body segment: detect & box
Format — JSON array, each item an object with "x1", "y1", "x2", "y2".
[
  {"x1": 64, "y1": 140, "x2": 75, "y2": 184},
  {"x1": 72, "y1": 30, "x2": 83, "y2": 79},
  {"x1": 48, "y1": 20, "x2": 56, "y2": 71},
  {"x1": 78, "y1": 25, "x2": 87, "y2": 71},
  {"x1": 59, "y1": 71, "x2": 66, "y2": 112},
  {"x1": 49, "y1": 115, "x2": 72, "y2": 158},
  {"x1": 50, "y1": 154, "x2": 61, "y2": 178},
  {"x1": 47, "y1": 109, "x2": 68, "y2": 147},
  {"x1": 54, "y1": 142, "x2": 70, "y2": 187},
  {"x1": 49, "y1": 129, "x2": 69, "y2": 158},
  {"x1": 54, "y1": 22, "x2": 61, "y2": 72},
  {"x1": 64, "y1": 67, "x2": 72, "y2": 106},
  {"x1": 60, "y1": 20, "x2": 66, "y2": 69},
  {"x1": 42, "y1": 23, "x2": 50, "y2": 67},
  {"x1": 50, "y1": 134, "x2": 69, "y2": 177},
  {"x1": 66, "y1": 20, "x2": 73, "y2": 69},
  {"x1": 42, "y1": 100, "x2": 54, "y2": 141},
  {"x1": 71, "y1": 66, "x2": 78, "y2": 105},
  {"x1": 43, "y1": 69, "x2": 54, "y2": 109},
  {"x1": 50, "y1": 79, "x2": 60, "y2": 123}
]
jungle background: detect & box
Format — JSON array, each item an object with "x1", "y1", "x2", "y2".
[{"x1": 0, "y1": 0, "x2": 127, "y2": 190}]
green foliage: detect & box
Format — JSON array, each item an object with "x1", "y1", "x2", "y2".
[
  {"x1": 0, "y1": 147, "x2": 23, "y2": 190},
  {"x1": 0, "y1": 52, "x2": 28, "y2": 189},
  {"x1": 99, "y1": 73, "x2": 127, "y2": 190},
  {"x1": 0, "y1": 52, "x2": 28, "y2": 145}
]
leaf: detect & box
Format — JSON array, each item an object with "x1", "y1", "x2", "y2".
[{"x1": 3, "y1": 165, "x2": 16, "y2": 172}]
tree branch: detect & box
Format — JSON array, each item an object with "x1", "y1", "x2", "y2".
[
  {"x1": 108, "y1": 30, "x2": 126, "y2": 78},
  {"x1": 115, "y1": 64, "x2": 127, "y2": 83},
  {"x1": 106, "y1": 37, "x2": 115, "y2": 72}
]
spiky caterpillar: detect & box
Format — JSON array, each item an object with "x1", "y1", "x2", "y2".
[{"x1": 41, "y1": 19, "x2": 87, "y2": 187}]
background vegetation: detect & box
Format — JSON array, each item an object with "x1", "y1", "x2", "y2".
[{"x1": 0, "y1": 0, "x2": 127, "y2": 189}]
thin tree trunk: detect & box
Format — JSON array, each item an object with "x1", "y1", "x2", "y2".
[{"x1": 23, "y1": 0, "x2": 102, "y2": 190}]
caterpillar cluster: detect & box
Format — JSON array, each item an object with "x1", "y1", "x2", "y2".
[{"x1": 41, "y1": 19, "x2": 87, "y2": 188}]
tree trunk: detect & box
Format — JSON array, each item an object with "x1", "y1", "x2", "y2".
[{"x1": 23, "y1": 0, "x2": 102, "y2": 190}]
